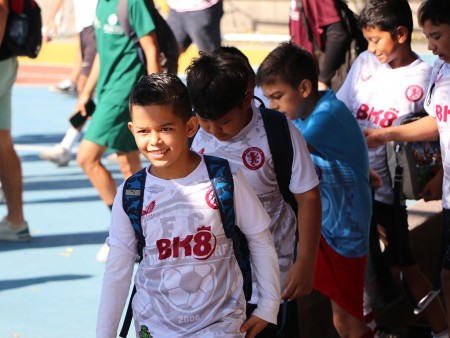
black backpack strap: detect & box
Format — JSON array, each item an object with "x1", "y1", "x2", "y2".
[
  {"x1": 260, "y1": 108, "x2": 297, "y2": 214},
  {"x1": 203, "y1": 155, "x2": 253, "y2": 301},
  {"x1": 119, "y1": 167, "x2": 147, "y2": 337}
]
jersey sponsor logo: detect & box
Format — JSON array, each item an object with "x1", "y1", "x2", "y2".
[
  {"x1": 436, "y1": 105, "x2": 450, "y2": 123},
  {"x1": 360, "y1": 73, "x2": 372, "y2": 81},
  {"x1": 205, "y1": 187, "x2": 218, "y2": 210},
  {"x1": 156, "y1": 226, "x2": 217, "y2": 261},
  {"x1": 356, "y1": 104, "x2": 399, "y2": 128},
  {"x1": 405, "y1": 85, "x2": 424, "y2": 102},
  {"x1": 242, "y1": 147, "x2": 265, "y2": 170},
  {"x1": 142, "y1": 200, "x2": 156, "y2": 217}
]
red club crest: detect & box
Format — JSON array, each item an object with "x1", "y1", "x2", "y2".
[
  {"x1": 405, "y1": 85, "x2": 424, "y2": 102},
  {"x1": 242, "y1": 147, "x2": 265, "y2": 170}
]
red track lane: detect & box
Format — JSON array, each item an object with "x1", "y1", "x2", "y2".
[{"x1": 15, "y1": 63, "x2": 73, "y2": 86}]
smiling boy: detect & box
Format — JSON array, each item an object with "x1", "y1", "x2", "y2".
[
  {"x1": 336, "y1": 0, "x2": 448, "y2": 335},
  {"x1": 96, "y1": 73, "x2": 280, "y2": 338},
  {"x1": 364, "y1": 0, "x2": 450, "y2": 332}
]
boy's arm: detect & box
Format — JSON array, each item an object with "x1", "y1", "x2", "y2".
[
  {"x1": 75, "y1": 52, "x2": 99, "y2": 116},
  {"x1": 282, "y1": 186, "x2": 321, "y2": 300},
  {"x1": 139, "y1": 30, "x2": 161, "y2": 74},
  {"x1": 365, "y1": 115, "x2": 439, "y2": 148},
  {"x1": 96, "y1": 186, "x2": 138, "y2": 338},
  {"x1": 240, "y1": 228, "x2": 280, "y2": 338}
]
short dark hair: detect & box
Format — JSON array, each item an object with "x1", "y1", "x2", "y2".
[
  {"x1": 418, "y1": 0, "x2": 450, "y2": 27},
  {"x1": 255, "y1": 41, "x2": 318, "y2": 90},
  {"x1": 358, "y1": 0, "x2": 413, "y2": 43},
  {"x1": 129, "y1": 73, "x2": 192, "y2": 122},
  {"x1": 186, "y1": 51, "x2": 251, "y2": 120}
]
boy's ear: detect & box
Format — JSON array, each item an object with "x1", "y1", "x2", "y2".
[
  {"x1": 128, "y1": 121, "x2": 134, "y2": 133},
  {"x1": 298, "y1": 79, "x2": 313, "y2": 98},
  {"x1": 242, "y1": 90, "x2": 253, "y2": 108},
  {"x1": 395, "y1": 26, "x2": 409, "y2": 43},
  {"x1": 186, "y1": 115, "x2": 199, "y2": 138}
]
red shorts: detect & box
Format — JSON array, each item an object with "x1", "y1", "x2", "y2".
[{"x1": 314, "y1": 236, "x2": 367, "y2": 320}]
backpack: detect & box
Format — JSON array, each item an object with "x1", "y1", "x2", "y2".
[
  {"x1": 289, "y1": 0, "x2": 367, "y2": 92},
  {"x1": 4, "y1": 0, "x2": 42, "y2": 58},
  {"x1": 386, "y1": 111, "x2": 442, "y2": 201},
  {"x1": 119, "y1": 155, "x2": 251, "y2": 337},
  {"x1": 117, "y1": 0, "x2": 179, "y2": 74}
]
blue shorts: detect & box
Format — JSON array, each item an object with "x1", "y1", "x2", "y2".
[
  {"x1": 0, "y1": 57, "x2": 18, "y2": 130},
  {"x1": 167, "y1": 1, "x2": 223, "y2": 53}
]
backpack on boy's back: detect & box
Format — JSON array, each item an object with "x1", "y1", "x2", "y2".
[{"x1": 2, "y1": 0, "x2": 42, "y2": 59}]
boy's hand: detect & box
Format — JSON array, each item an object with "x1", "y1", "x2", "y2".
[
  {"x1": 282, "y1": 259, "x2": 314, "y2": 299},
  {"x1": 364, "y1": 128, "x2": 389, "y2": 148},
  {"x1": 240, "y1": 315, "x2": 268, "y2": 338},
  {"x1": 369, "y1": 168, "x2": 383, "y2": 188},
  {"x1": 420, "y1": 168, "x2": 443, "y2": 201}
]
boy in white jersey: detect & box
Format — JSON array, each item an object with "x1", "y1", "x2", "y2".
[
  {"x1": 96, "y1": 73, "x2": 280, "y2": 338},
  {"x1": 256, "y1": 41, "x2": 373, "y2": 338},
  {"x1": 365, "y1": 0, "x2": 450, "y2": 332},
  {"x1": 188, "y1": 50, "x2": 322, "y2": 337},
  {"x1": 337, "y1": 0, "x2": 448, "y2": 335}
]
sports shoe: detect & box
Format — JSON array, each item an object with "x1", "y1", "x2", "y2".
[
  {"x1": 0, "y1": 217, "x2": 31, "y2": 241},
  {"x1": 96, "y1": 242, "x2": 110, "y2": 262},
  {"x1": 49, "y1": 79, "x2": 77, "y2": 96},
  {"x1": 40, "y1": 144, "x2": 72, "y2": 167}
]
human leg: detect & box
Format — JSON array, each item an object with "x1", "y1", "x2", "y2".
[
  {"x1": 331, "y1": 301, "x2": 373, "y2": 338},
  {"x1": 116, "y1": 151, "x2": 142, "y2": 179},
  {"x1": 184, "y1": 1, "x2": 223, "y2": 53},
  {"x1": 76, "y1": 139, "x2": 116, "y2": 206},
  {"x1": 167, "y1": 8, "x2": 191, "y2": 53},
  {"x1": 375, "y1": 201, "x2": 447, "y2": 334}
]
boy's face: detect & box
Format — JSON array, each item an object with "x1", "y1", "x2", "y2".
[
  {"x1": 260, "y1": 80, "x2": 307, "y2": 120},
  {"x1": 422, "y1": 20, "x2": 450, "y2": 64},
  {"x1": 362, "y1": 26, "x2": 404, "y2": 66},
  {"x1": 196, "y1": 92, "x2": 252, "y2": 141},
  {"x1": 128, "y1": 104, "x2": 198, "y2": 178}
]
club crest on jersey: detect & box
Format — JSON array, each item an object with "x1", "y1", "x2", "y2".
[
  {"x1": 142, "y1": 200, "x2": 156, "y2": 217},
  {"x1": 405, "y1": 85, "x2": 424, "y2": 102},
  {"x1": 205, "y1": 187, "x2": 218, "y2": 209},
  {"x1": 242, "y1": 147, "x2": 265, "y2": 170}
]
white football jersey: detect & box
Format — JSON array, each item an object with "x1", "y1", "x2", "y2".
[
  {"x1": 337, "y1": 51, "x2": 431, "y2": 204},
  {"x1": 424, "y1": 60, "x2": 450, "y2": 209},
  {"x1": 107, "y1": 159, "x2": 272, "y2": 337},
  {"x1": 191, "y1": 104, "x2": 319, "y2": 302}
]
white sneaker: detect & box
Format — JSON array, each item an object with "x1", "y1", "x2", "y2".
[
  {"x1": 40, "y1": 145, "x2": 72, "y2": 167},
  {"x1": 0, "y1": 217, "x2": 31, "y2": 241},
  {"x1": 49, "y1": 79, "x2": 77, "y2": 96},
  {"x1": 96, "y1": 242, "x2": 110, "y2": 262}
]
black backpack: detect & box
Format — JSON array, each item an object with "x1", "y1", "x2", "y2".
[
  {"x1": 4, "y1": 0, "x2": 42, "y2": 58},
  {"x1": 117, "y1": 0, "x2": 179, "y2": 74}
]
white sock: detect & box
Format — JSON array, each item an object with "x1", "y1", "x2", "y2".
[
  {"x1": 432, "y1": 329, "x2": 449, "y2": 338},
  {"x1": 60, "y1": 127, "x2": 81, "y2": 151}
]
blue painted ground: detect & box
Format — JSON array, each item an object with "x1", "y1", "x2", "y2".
[{"x1": 0, "y1": 86, "x2": 138, "y2": 338}]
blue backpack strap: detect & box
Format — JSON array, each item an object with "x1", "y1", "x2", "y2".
[
  {"x1": 119, "y1": 167, "x2": 147, "y2": 338},
  {"x1": 260, "y1": 107, "x2": 297, "y2": 214},
  {"x1": 203, "y1": 155, "x2": 253, "y2": 301}
]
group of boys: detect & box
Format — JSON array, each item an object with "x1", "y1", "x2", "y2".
[{"x1": 69, "y1": 0, "x2": 450, "y2": 336}]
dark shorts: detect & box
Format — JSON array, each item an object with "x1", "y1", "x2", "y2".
[
  {"x1": 373, "y1": 200, "x2": 415, "y2": 267},
  {"x1": 79, "y1": 25, "x2": 97, "y2": 76},
  {"x1": 246, "y1": 300, "x2": 298, "y2": 337},
  {"x1": 442, "y1": 208, "x2": 450, "y2": 270},
  {"x1": 167, "y1": 1, "x2": 223, "y2": 53},
  {"x1": 83, "y1": 101, "x2": 137, "y2": 153}
]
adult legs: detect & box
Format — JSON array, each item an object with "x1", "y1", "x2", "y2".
[{"x1": 331, "y1": 301, "x2": 373, "y2": 338}]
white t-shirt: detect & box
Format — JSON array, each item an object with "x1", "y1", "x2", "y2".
[
  {"x1": 167, "y1": 0, "x2": 220, "y2": 12},
  {"x1": 191, "y1": 104, "x2": 319, "y2": 302},
  {"x1": 96, "y1": 158, "x2": 280, "y2": 338},
  {"x1": 337, "y1": 51, "x2": 431, "y2": 204},
  {"x1": 74, "y1": 0, "x2": 98, "y2": 32},
  {"x1": 424, "y1": 60, "x2": 450, "y2": 209}
]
